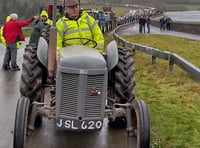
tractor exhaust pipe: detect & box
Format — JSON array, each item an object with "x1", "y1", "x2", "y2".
[{"x1": 48, "y1": 0, "x2": 57, "y2": 78}]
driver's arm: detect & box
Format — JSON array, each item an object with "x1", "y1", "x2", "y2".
[
  {"x1": 88, "y1": 16, "x2": 105, "y2": 53},
  {"x1": 56, "y1": 19, "x2": 65, "y2": 56}
]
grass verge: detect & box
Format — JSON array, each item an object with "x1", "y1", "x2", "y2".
[{"x1": 107, "y1": 34, "x2": 200, "y2": 147}]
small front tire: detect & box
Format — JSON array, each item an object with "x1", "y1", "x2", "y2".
[
  {"x1": 129, "y1": 99, "x2": 150, "y2": 148},
  {"x1": 13, "y1": 96, "x2": 30, "y2": 148}
]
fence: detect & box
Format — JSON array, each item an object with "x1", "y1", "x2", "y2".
[{"x1": 113, "y1": 22, "x2": 200, "y2": 81}]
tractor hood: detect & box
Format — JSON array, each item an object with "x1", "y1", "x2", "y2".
[{"x1": 59, "y1": 45, "x2": 107, "y2": 70}]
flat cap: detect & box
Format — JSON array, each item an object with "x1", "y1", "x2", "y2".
[{"x1": 66, "y1": 0, "x2": 79, "y2": 7}]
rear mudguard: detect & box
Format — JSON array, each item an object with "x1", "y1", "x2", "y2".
[
  {"x1": 105, "y1": 40, "x2": 118, "y2": 71},
  {"x1": 37, "y1": 37, "x2": 48, "y2": 67}
]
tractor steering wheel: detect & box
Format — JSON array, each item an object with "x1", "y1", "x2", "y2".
[{"x1": 64, "y1": 37, "x2": 97, "y2": 48}]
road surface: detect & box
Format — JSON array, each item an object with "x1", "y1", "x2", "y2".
[{"x1": 120, "y1": 23, "x2": 200, "y2": 40}]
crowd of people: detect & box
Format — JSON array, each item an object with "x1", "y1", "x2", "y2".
[
  {"x1": 138, "y1": 14, "x2": 173, "y2": 34},
  {"x1": 0, "y1": 0, "x2": 104, "y2": 71}
]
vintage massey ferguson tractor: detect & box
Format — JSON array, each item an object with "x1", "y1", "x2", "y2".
[{"x1": 13, "y1": 1, "x2": 150, "y2": 148}]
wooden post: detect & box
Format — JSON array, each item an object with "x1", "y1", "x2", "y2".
[{"x1": 48, "y1": 0, "x2": 57, "y2": 78}]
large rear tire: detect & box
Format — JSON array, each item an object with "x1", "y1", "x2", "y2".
[
  {"x1": 128, "y1": 99, "x2": 150, "y2": 148},
  {"x1": 108, "y1": 47, "x2": 135, "y2": 128},
  {"x1": 20, "y1": 44, "x2": 43, "y2": 103},
  {"x1": 13, "y1": 97, "x2": 30, "y2": 148},
  {"x1": 115, "y1": 47, "x2": 135, "y2": 103}
]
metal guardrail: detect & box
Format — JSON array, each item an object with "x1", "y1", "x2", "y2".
[{"x1": 113, "y1": 22, "x2": 200, "y2": 81}]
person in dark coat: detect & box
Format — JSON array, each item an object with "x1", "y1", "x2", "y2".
[
  {"x1": 165, "y1": 16, "x2": 173, "y2": 30},
  {"x1": 138, "y1": 16, "x2": 143, "y2": 33},
  {"x1": 146, "y1": 16, "x2": 151, "y2": 33},
  {"x1": 139, "y1": 15, "x2": 146, "y2": 33},
  {"x1": 29, "y1": 20, "x2": 45, "y2": 45},
  {"x1": 160, "y1": 16, "x2": 165, "y2": 31}
]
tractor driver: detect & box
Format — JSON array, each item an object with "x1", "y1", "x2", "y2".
[{"x1": 56, "y1": 0, "x2": 104, "y2": 56}]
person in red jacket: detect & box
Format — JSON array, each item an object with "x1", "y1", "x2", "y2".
[{"x1": 2, "y1": 13, "x2": 38, "y2": 71}]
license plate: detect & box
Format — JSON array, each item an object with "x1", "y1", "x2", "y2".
[{"x1": 56, "y1": 118, "x2": 103, "y2": 130}]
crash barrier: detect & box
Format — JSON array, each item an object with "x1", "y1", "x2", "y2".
[{"x1": 113, "y1": 22, "x2": 200, "y2": 81}]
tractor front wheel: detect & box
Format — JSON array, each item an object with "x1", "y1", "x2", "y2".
[
  {"x1": 128, "y1": 99, "x2": 150, "y2": 148},
  {"x1": 13, "y1": 97, "x2": 30, "y2": 148}
]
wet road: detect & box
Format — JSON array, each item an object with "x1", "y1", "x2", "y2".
[
  {"x1": 121, "y1": 23, "x2": 200, "y2": 40},
  {"x1": 25, "y1": 118, "x2": 134, "y2": 148},
  {"x1": 165, "y1": 11, "x2": 200, "y2": 22},
  {"x1": 0, "y1": 41, "x2": 23, "y2": 148},
  {"x1": 0, "y1": 39, "x2": 135, "y2": 148}
]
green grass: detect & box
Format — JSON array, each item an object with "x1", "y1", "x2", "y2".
[{"x1": 109, "y1": 34, "x2": 200, "y2": 147}]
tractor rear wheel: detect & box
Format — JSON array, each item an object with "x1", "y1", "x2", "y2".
[
  {"x1": 20, "y1": 44, "x2": 43, "y2": 103},
  {"x1": 108, "y1": 47, "x2": 135, "y2": 128},
  {"x1": 115, "y1": 47, "x2": 135, "y2": 103}
]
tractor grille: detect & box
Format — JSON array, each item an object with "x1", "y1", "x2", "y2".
[
  {"x1": 60, "y1": 74, "x2": 79, "y2": 117},
  {"x1": 58, "y1": 72, "x2": 106, "y2": 119},
  {"x1": 84, "y1": 75, "x2": 103, "y2": 117}
]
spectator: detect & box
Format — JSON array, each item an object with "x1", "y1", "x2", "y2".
[
  {"x1": 139, "y1": 15, "x2": 146, "y2": 33},
  {"x1": 160, "y1": 16, "x2": 166, "y2": 31},
  {"x1": 29, "y1": 18, "x2": 45, "y2": 45},
  {"x1": 40, "y1": 10, "x2": 52, "y2": 26},
  {"x1": 142, "y1": 16, "x2": 146, "y2": 33},
  {"x1": 29, "y1": 10, "x2": 54, "y2": 45},
  {"x1": 138, "y1": 16, "x2": 143, "y2": 33},
  {"x1": 146, "y1": 16, "x2": 151, "y2": 33},
  {"x1": 117, "y1": 16, "x2": 123, "y2": 26},
  {"x1": 2, "y1": 13, "x2": 38, "y2": 71},
  {"x1": 165, "y1": 16, "x2": 173, "y2": 30},
  {"x1": 0, "y1": 16, "x2": 11, "y2": 49},
  {"x1": 0, "y1": 16, "x2": 22, "y2": 70},
  {"x1": 139, "y1": 15, "x2": 144, "y2": 33}
]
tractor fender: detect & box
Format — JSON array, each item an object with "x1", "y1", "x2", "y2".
[
  {"x1": 106, "y1": 40, "x2": 118, "y2": 71},
  {"x1": 37, "y1": 37, "x2": 48, "y2": 67}
]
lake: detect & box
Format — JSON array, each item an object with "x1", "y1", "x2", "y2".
[{"x1": 165, "y1": 11, "x2": 200, "y2": 22}]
